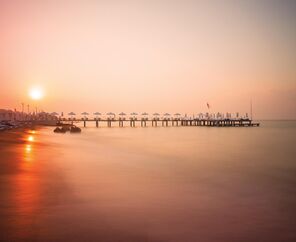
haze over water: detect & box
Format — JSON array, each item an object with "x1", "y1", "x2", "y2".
[
  {"x1": 1, "y1": 121, "x2": 296, "y2": 242},
  {"x1": 1, "y1": 0, "x2": 296, "y2": 119},
  {"x1": 1, "y1": 0, "x2": 296, "y2": 241}
]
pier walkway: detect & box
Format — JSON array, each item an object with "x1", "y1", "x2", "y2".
[{"x1": 58, "y1": 118, "x2": 260, "y2": 128}]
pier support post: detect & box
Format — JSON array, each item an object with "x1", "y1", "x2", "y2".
[{"x1": 130, "y1": 120, "x2": 135, "y2": 127}]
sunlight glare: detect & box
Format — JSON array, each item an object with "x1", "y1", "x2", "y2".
[{"x1": 29, "y1": 87, "x2": 43, "y2": 100}]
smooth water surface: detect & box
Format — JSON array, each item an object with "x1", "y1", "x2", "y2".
[{"x1": 0, "y1": 121, "x2": 296, "y2": 242}]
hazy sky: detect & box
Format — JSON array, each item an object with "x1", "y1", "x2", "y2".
[{"x1": 0, "y1": 0, "x2": 295, "y2": 119}]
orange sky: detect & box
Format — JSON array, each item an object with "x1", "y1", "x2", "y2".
[{"x1": 0, "y1": 0, "x2": 295, "y2": 119}]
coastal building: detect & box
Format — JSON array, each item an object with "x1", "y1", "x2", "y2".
[{"x1": 0, "y1": 109, "x2": 57, "y2": 122}]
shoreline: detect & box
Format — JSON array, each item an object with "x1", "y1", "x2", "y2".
[{"x1": 0, "y1": 122, "x2": 31, "y2": 131}]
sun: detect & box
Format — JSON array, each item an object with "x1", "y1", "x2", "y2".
[{"x1": 29, "y1": 87, "x2": 43, "y2": 100}]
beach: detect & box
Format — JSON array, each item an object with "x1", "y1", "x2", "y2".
[{"x1": 0, "y1": 121, "x2": 296, "y2": 242}]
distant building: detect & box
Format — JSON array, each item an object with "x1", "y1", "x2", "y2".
[
  {"x1": 0, "y1": 109, "x2": 57, "y2": 121},
  {"x1": 0, "y1": 109, "x2": 19, "y2": 121}
]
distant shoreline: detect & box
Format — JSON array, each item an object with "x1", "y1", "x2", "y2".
[{"x1": 0, "y1": 121, "x2": 38, "y2": 132}]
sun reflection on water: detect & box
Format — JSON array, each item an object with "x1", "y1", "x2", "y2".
[
  {"x1": 25, "y1": 144, "x2": 32, "y2": 153},
  {"x1": 27, "y1": 136, "x2": 34, "y2": 142},
  {"x1": 23, "y1": 132, "x2": 36, "y2": 163},
  {"x1": 11, "y1": 130, "x2": 41, "y2": 239}
]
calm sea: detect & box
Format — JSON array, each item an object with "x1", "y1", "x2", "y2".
[{"x1": 0, "y1": 121, "x2": 296, "y2": 242}]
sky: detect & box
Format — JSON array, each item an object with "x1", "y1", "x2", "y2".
[{"x1": 0, "y1": 0, "x2": 295, "y2": 119}]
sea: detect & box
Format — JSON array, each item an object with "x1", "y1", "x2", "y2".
[{"x1": 0, "y1": 121, "x2": 296, "y2": 242}]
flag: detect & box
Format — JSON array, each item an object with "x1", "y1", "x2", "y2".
[{"x1": 207, "y1": 103, "x2": 210, "y2": 109}]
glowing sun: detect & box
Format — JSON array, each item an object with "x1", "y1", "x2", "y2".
[{"x1": 29, "y1": 87, "x2": 43, "y2": 100}]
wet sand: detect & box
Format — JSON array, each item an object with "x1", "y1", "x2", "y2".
[{"x1": 0, "y1": 122, "x2": 296, "y2": 242}]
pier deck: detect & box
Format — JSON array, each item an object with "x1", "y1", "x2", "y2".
[{"x1": 58, "y1": 118, "x2": 260, "y2": 128}]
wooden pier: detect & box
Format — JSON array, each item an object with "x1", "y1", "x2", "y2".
[{"x1": 58, "y1": 118, "x2": 260, "y2": 128}]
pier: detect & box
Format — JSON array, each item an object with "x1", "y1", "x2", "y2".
[
  {"x1": 0, "y1": 110, "x2": 260, "y2": 128},
  {"x1": 58, "y1": 118, "x2": 260, "y2": 128}
]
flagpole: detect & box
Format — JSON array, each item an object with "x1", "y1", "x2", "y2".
[{"x1": 250, "y1": 99, "x2": 253, "y2": 121}]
